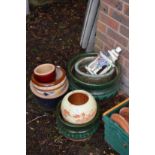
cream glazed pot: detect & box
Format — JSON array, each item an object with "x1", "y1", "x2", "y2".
[{"x1": 60, "y1": 90, "x2": 97, "y2": 124}]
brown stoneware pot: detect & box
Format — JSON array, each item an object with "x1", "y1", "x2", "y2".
[
  {"x1": 33, "y1": 63, "x2": 56, "y2": 83},
  {"x1": 32, "y1": 66, "x2": 66, "y2": 87}
]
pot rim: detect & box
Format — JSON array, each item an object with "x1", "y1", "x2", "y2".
[
  {"x1": 63, "y1": 90, "x2": 94, "y2": 106},
  {"x1": 74, "y1": 56, "x2": 115, "y2": 78},
  {"x1": 34, "y1": 63, "x2": 56, "y2": 76}
]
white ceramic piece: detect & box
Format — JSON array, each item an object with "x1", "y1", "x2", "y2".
[{"x1": 60, "y1": 90, "x2": 97, "y2": 124}]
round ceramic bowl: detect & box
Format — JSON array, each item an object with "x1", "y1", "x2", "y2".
[
  {"x1": 31, "y1": 77, "x2": 67, "y2": 92},
  {"x1": 31, "y1": 66, "x2": 66, "y2": 87},
  {"x1": 67, "y1": 53, "x2": 121, "y2": 100},
  {"x1": 60, "y1": 90, "x2": 97, "y2": 124},
  {"x1": 56, "y1": 101, "x2": 100, "y2": 141},
  {"x1": 30, "y1": 83, "x2": 69, "y2": 109},
  {"x1": 30, "y1": 79, "x2": 69, "y2": 99},
  {"x1": 33, "y1": 63, "x2": 56, "y2": 83},
  {"x1": 74, "y1": 56, "x2": 115, "y2": 84}
]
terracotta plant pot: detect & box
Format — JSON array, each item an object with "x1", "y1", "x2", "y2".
[
  {"x1": 74, "y1": 56, "x2": 116, "y2": 84},
  {"x1": 61, "y1": 90, "x2": 97, "y2": 124},
  {"x1": 56, "y1": 101, "x2": 100, "y2": 141},
  {"x1": 119, "y1": 107, "x2": 129, "y2": 123},
  {"x1": 111, "y1": 113, "x2": 129, "y2": 134},
  {"x1": 33, "y1": 63, "x2": 56, "y2": 83}
]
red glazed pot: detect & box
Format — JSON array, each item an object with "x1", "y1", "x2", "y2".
[
  {"x1": 32, "y1": 66, "x2": 66, "y2": 87},
  {"x1": 33, "y1": 63, "x2": 56, "y2": 83}
]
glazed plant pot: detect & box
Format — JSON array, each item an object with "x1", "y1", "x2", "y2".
[
  {"x1": 60, "y1": 90, "x2": 97, "y2": 124},
  {"x1": 56, "y1": 101, "x2": 100, "y2": 141},
  {"x1": 30, "y1": 79, "x2": 69, "y2": 99},
  {"x1": 30, "y1": 79, "x2": 69, "y2": 98},
  {"x1": 67, "y1": 53, "x2": 121, "y2": 100},
  {"x1": 74, "y1": 56, "x2": 115, "y2": 84},
  {"x1": 34, "y1": 95, "x2": 65, "y2": 109},
  {"x1": 33, "y1": 63, "x2": 56, "y2": 83},
  {"x1": 57, "y1": 100, "x2": 100, "y2": 130},
  {"x1": 31, "y1": 66, "x2": 66, "y2": 87},
  {"x1": 30, "y1": 80, "x2": 69, "y2": 108}
]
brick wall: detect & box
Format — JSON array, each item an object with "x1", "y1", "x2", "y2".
[{"x1": 94, "y1": 0, "x2": 129, "y2": 94}]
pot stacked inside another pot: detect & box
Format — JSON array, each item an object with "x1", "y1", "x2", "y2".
[
  {"x1": 111, "y1": 107, "x2": 129, "y2": 134},
  {"x1": 67, "y1": 48, "x2": 122, "y2": 100},
  {"x1": 30, "y1": 63, "x2": 69, "y2": 109},
  {"x1": 56, "y1": 90, "x2": 100, "y2": 141}
]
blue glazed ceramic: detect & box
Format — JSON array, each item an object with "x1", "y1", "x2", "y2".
[{"x1": 34, "y1": 94, "x2": 66, "y2": 109}]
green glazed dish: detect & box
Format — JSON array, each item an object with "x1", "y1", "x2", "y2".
[
  {"x1": 56, "y1": 101, "x2": 100, "y2": 141},
  {"x1": 67, "y1": 53, "x2": 121, "y2": 90},
  {"x1": 56, "y1": 118, "x2": 99, "y2": 141},
  {"x1": 74, "y1": 56, "x2": 116, "y2": 84},
  {"x1": 67, "y1": 53, "x2": 121, "y2": 100}
]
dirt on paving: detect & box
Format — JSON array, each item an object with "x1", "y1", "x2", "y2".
[{"x1": 26, "y1": 1, "x2": 126, "y2": 155}]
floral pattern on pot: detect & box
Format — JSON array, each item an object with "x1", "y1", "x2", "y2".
[{"x1": 60, "y1": 90, "x2": 97, "y2": 124}]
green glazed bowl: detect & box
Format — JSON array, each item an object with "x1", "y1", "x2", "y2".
[
  {"x1": 69, "y1": 79, "x2": 119, "y2": 100},
  {"x1": 67, "y1": 53, "x2": 121, "y2": 90},
  {"x1": 74, "y1": 56, "x2": 116, "y2": 84},
  {"x1": 67, "y1": 53, "x2": 121, "y2": 100},
  {"x1": 56, "y1": 101, "x2": 100, "y2": 141}
]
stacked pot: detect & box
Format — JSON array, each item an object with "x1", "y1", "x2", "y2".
[
  {"x1": 56, "y1": 90, "x2": 100, "y2": 141},
  {"x1": 67, "y1": 53, "x2": 121, "y2": 100},
  {"x1": 30, "y1": 64, "x2": 69, "y2": 109}
]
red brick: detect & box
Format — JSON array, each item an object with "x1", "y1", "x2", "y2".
[
  {"x1": 122, "y1": 0, "x2": 129, "y2": 4},
  {"x1": 96, "y1": 21, "x2": 106, "y2": 33},
  {"x1": 120, "y1": 25, "x2": 129, "y2": 38},
  {"x1": 107, "y1": 28, "x2": 128, "y2": 47},
  {"x1": 101, "y1": 33, "x2": 115, "y2": 47},
  {"x1": 100, "y1": 2, "x2": 109, "y2": 15},
  {"x1": 96, "y1": 31, "x2": 104, "y2": 41},
  {"x1": 103, "y1": 0, "x2": 123, "y2": 11},
  {"x1": 99, "y1": 12, "x2": 119, "y2": 30},
  {"x1": 94, "y1": 45, "x2": 101, "y2": 52},
  {"x1": 109, "y1": 8, "x2": 129, "y2": 27},
  {"x1": 95, "y1": 38, "x2": 103, "y2": 49},
  {"x1": 124, "y1": 4, "x2": 129, "y2": 16},
  {"x1": 102, "y1": 43, "x2": 112, "y2": 51},
  {"x1": 122, "y1": 50, "x2": 129, "y2": 59}
]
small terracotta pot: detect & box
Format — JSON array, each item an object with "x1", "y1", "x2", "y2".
[
  {"x1": 119, "y1": 107, "x2": 129, "y2": 123},
  {"x1": 111, "y1": 113, "x2": 129, "y2": 134},
  {"x1": 61, "y1": 90, "x2": 97, "y2": 124},
  {"x1": 33, "y1": 63, "x2": 56, "y2": 83},
  {"x1": 31, "y1": 66, "x2": 66, "y2": 87}
]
